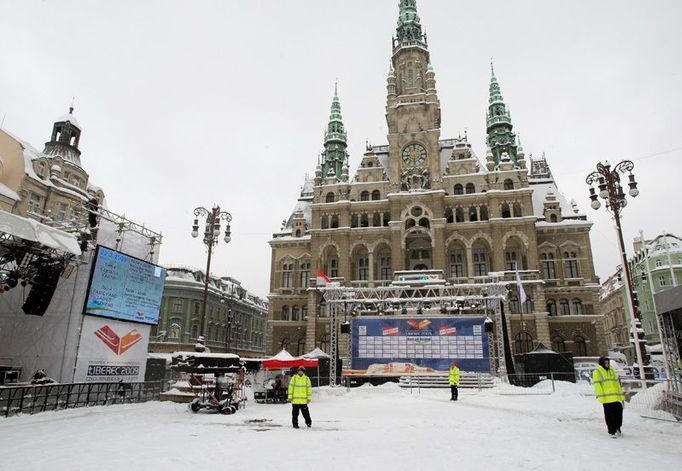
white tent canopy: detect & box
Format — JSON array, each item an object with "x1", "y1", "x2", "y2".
[
  {"x1": 0, "y1": 209, "x2": 81, "y2": 255},
  {"x1": 271, "y1": 349, "x2": 296, "y2": 361},
  {"x1": 303, "y1": 347, "x2": 330, "y2": 359}
]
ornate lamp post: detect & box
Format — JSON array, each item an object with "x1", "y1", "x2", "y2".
[
  {"x1": 586, "y1": 160, "x2": 648, "y2": 384},
  {"x1": 191, "y1": 205, "x2": 232, "y2": 339}
]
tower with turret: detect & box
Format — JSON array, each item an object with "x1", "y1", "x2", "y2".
[{"x1": 267, "y1": 1, "x2": 603, "y2": 364}]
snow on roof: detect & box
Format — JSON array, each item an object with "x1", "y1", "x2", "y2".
[
  {"x1": 645, "y1": 234, "x2": 682, "y2": 256},
  {"x1": 529, "y1": 180, "x2": 579, "y2": 219},
  {"x1": 364, "y1": 139, "x2": 483, "y2": 178},
  {"x1": 535, "y1": 220, "x2": 591, "y2": 228},
  {"x1": 0, "y1": 182, "x2": 20, "y2": 201},
  {"x1": 0, "y1": 208, "x2": 81, "y2": 255},
  {"x1": 56, "y1": 113, "x2": 81, "y2": 130},
  {"x1": 282, "y1": 177, "x2": 314, "y2": 231},
  {"x1": 3, "y1": 129, "x2": 95, "y2": 201}
]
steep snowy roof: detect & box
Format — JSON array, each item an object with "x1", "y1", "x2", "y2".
[
  {"x1": 281, "y1": 176, "x2": 314, "y2": 232},
  {"x1": 646, "y1": 234, "x2": 682, "y2": 256},
  {"x1": 529, "y1": 179, "x2": 581, "y2": 219}
]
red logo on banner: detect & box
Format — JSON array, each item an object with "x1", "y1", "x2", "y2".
[
  {"x1": 94, "y1": 325, "x2": 143, "y2": 355},
  {"x1": 382, "y1": 327, "x2": 399, "y2": 336},
  {"x1": 439, "y1": 326, "x2": 457, "y2": 336},
  {"x1": 407, "y1": 319, "x2": 432, "y2": 330}
]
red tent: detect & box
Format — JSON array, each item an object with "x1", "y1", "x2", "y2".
[{"x1": 262, "y1": 349, "x2": 319, "y2": 370}]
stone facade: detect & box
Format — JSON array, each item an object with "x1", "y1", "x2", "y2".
[
  {"x1": 600, "y1": 268, "x2": 630, "y2": 360},
  {"x1": 150, "y1": 267, "x2": 267, "y2": 357},
  {"x1": 267, "y1": 1, "x2": 604, "y2": 362}
]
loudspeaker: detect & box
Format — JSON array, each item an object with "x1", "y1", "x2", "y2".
[
  {"x1": 340, "y1": 323, "x2": 351, "y2": 334},
  {"x1": 22, "y1": 265, "x2": 62, "y2": 316}
]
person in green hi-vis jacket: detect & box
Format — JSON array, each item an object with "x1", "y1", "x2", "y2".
[
  {"x1": 449, "y1": 361, "x2": 460, "y2": 401},
  {"x1": 288, "y1": 366, "x2": 312, "y2": 428}
]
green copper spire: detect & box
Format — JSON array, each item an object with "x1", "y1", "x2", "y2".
[
  {"x1": 396, "y1": 0, "x2": 424, "y2": 44},
  {"x1": 321, "y1": 82, "x2": 349, "y2": 181},
  {"x1": 486, "y1": 61, "x2": 519, "y2": 167}
]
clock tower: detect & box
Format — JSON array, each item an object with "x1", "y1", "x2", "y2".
[{"x1": 386, "y1": 0, "x2": 442, "y2": 191}]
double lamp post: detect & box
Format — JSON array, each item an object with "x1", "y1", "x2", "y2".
[
  {"x1": 586, "y1": 160, "x2": 649, "y2": 383},
  {"x1": 192, "y1": 206, "x2": 232, "y2": 342}
]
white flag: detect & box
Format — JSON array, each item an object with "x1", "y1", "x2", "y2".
[{"x1": 515, "y1": 267, "x2": 527, "y2": 305}]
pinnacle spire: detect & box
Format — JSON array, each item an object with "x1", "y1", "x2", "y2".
[
  {"x1": 396, "y1": 0, "x2": 424, "y2": 44},
  {"x1": 321, "y1": 83, "x2": 349, "y2": 182},
  {"x1": 485, "y1": 64, "x2": 520, "y2": 168}
]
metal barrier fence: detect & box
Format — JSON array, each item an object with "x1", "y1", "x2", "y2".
[
  {"x1": 624, "y1": 379, "x2": 682, "y2": 421},
  {"x1": 0, "y1": 381, "x2": 162, "y2": 418},
  {"x1": 506, "y1": 372, "x2": 575, "y2": 391}
]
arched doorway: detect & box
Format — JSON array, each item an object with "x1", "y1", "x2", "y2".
[{"x1": 404, "y1": 232, "x2": 432, "y2": 270}]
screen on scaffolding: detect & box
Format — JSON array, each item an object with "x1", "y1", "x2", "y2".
[{"x1": 351, "y1": 316, "x2": 490, "y2": 373}]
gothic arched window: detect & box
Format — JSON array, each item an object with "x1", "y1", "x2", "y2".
[
  {"x1": 573, "y1": 336, "x2": 587, "y2": 356},
  {"x1": 454, "y1": 184, "x2": 463, "y2": 195},
  {"x1": 371, "y1": 190, "x2": 381, "y2": 200},
  {"x1": 501, "y1": 203, "x2": 511, "y2": 218},
  {"x1": 559, "y1": 299, "x2": 570, "y2": 315},
  {"x1": 563, "y1": 251, "x2": 580, "y2": 278},
  {"x1": 503, "y1": 179, "x2": 514, "y2": 190},
  {"x1": 325, "y1": 192, "x2": 335, "y2": 203},
  {"x1": 546, "y1": 299, "x2": 557, "y2": 316},
  {"x1": 514, "y1": 331, "x2": 533, "y2": 354},
  {"x1": 360, "y1": 191, "x2": 370, "y2": 201},
  {"x1": 552, "y1": 336, "x2": 565, "y2": 352},
  {"x1": 469, "y1": 207, "x2": 478, "y2": 222},
  {"x1": 465, "y1": 183, "x2": 475, "y2": 194}
]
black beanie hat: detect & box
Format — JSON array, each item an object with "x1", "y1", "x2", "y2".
[{"x1": 598, "y1": 356, "x2": 609, "y2": 369}]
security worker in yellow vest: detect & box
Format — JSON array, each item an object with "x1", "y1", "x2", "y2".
[
  {"x1": 449, "y1": 361, "x2": 460, "y2": 401},
  {"x1": 592, "y1": 356, "x2": 625, "y2": 438},
  {"x1": 288, "y1": 366, "x2": 313, "y2": 428}
]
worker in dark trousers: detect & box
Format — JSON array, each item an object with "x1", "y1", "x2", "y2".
[
  {"x1": 288, "y1": 366, "x2": 312, "y2": 428},
  {"x1": 592, "y1": 356, "x2": 625, "y2": 438},
  {"x1": 449, "y1": 361, "x2": 460, "y2": 401}
]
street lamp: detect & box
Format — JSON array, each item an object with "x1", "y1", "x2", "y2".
[
  {"x1": 191, "y1": 205, "x2": 232, "y2": 339},
  {"x1": 586, "y1": 160, "x2": 648, "y2": 384},
  {"x1": 226, "y1": 309, "x2": 234, "y2": 352}
]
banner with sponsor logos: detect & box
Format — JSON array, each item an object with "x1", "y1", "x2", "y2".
[
  {"x1": 74, "y1": 316, "x2": 150, "y2": 382},
  {"x1": 351, "y1": 316, "x2": 490, "y2": 373}
]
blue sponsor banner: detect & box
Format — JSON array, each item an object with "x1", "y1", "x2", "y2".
[{"x1": 352, "y1": 316, "x2": 490, "y2": 372}]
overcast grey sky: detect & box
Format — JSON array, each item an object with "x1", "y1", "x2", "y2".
[{"x1": 1, "y1": 0, "x2": 681, "y2": 297}]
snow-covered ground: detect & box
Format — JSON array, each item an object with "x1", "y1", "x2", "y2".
[{"x1": 1, "y1": 381, "x2": 680, "y2": 470}]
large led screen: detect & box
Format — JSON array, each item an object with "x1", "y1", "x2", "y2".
[
  {"x1": 351, "y1": 316, "x2": 490, "y2": 372},
  {"x1": 83, "y1": 245, "x2": 166, "y2": 325}
]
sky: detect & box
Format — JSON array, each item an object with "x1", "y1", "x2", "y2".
[{"x1": 1, "y1": 0, "x2": 681, "y2": 298}]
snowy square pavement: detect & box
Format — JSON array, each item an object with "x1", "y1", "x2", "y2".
[{"x1": 0, "y1": 382, "x2": 680, "y2": 470}]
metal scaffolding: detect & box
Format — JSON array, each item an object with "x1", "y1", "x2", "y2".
[{"x1": 320, "y1": 279, "x2": 510, "y2": 386}]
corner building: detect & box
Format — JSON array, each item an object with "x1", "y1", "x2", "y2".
[{"x1": 267, "y1": 1, "x2": 605, "y2": 361}]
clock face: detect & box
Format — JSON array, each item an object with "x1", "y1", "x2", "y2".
[{"x1": 402, "y1": 143, "x2": 427, "y2": 166}]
